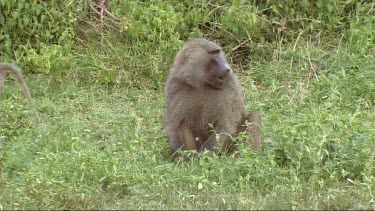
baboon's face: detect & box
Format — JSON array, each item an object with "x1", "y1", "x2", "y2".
[{"x1": 203, "y1": 49, "x2": 231, "y2": 89}]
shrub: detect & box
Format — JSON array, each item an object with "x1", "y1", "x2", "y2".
[{"x1": 0, "y1": 0, "x2": 86, "y2": 73}]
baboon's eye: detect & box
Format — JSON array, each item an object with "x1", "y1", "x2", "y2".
[
  {"x1": 210, "y1": 58, "x2": 219, "y2": 66},
  {"x1": 208, "y1": 49, "x2": 220, "y2": 54}
]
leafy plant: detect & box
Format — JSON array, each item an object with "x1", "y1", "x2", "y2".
[{"x1": 0, "y1": 0, "x2": 87, "y2": 73}]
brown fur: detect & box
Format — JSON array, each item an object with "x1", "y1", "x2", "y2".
[
  {"x1": 163, "y1": 38, "x2": 261, "y2": 159},
  {"x1": 0, "y1": 63, "x2": 40, "y2": 124},
  {"x1": 238, "y1": 112, "x2": 262, "y2": 151}
]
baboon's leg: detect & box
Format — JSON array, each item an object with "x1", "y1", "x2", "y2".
[
  {"x1": 178, "y1": 122, "x2": 197, "y2": 151},
  {"x1": 168, "y1": 122, "x2": 197, "y2": 160},
  {"x1": 201, "y1": 127, "x2": 234, "y2": 154},
  {"x1": 168, "y1": 132, "x2": 183, "y2": 159},
  {"x1": 240, "y1": 112, "x2": 262, "y2": 152}
]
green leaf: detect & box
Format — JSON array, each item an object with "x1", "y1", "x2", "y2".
[{"x1": 198, "y1": 182, "x2": 203, "y2": 190}]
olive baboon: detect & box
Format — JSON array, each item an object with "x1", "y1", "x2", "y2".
[
  {"x1": 0, "y1": 63, "x2": 41, "y2": 124},
  {"x1": 163, "y1": 38, "x2": 261, "y2": 159}
]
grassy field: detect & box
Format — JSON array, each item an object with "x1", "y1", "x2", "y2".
[{"x1": 1, "y1": 34, "x2": 375, "y2": 209}]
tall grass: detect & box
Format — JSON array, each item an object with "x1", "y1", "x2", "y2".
[{"x1": 1, "y1": 34, "x2": 374, "y2": 209}]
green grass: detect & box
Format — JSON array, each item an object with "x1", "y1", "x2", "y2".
[{"x1": 1, "y1": 37, "x2": 374, "y2": 209}]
